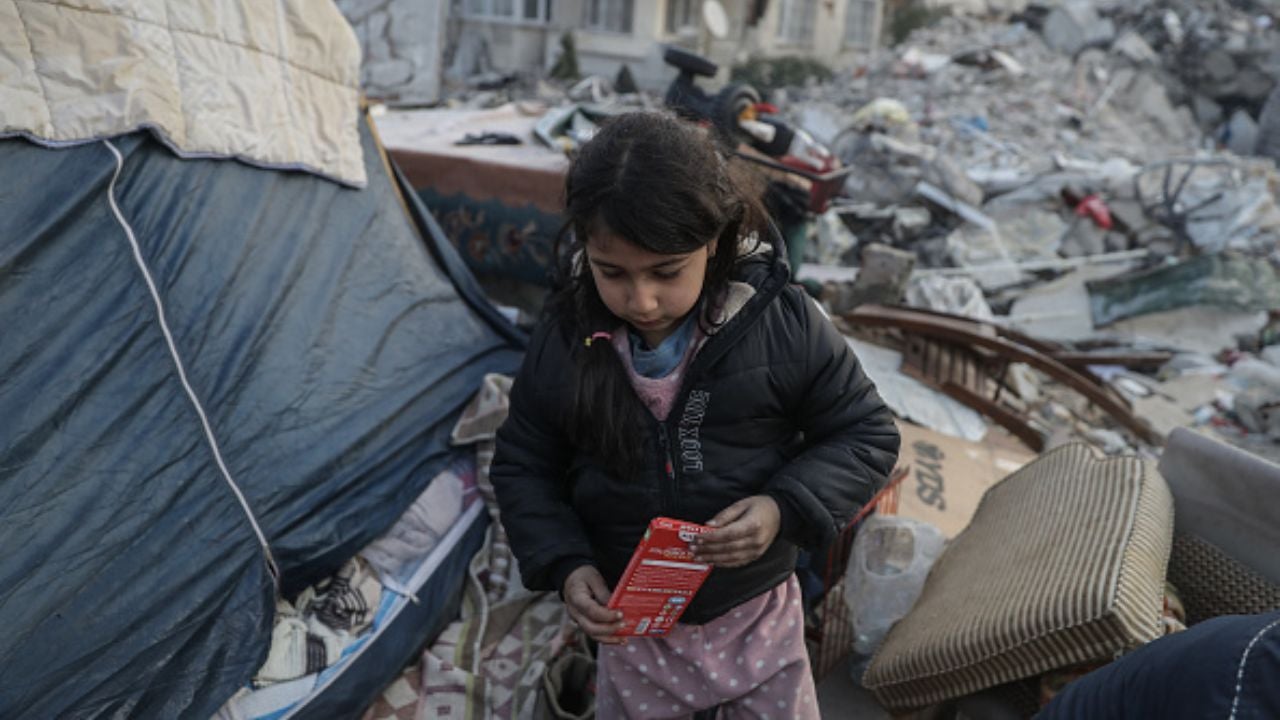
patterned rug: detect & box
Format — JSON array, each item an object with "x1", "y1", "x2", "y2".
[
  {"x1": 363, "y1": 374, "x2": 574, "y2": 720},
  {"x1": 361, "y1": 664, "x2": 422, "y2": 720}
]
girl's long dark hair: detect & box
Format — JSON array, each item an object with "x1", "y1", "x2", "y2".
[{"x1": 547, "y1": 111, "x2": 769, "y2": 479}]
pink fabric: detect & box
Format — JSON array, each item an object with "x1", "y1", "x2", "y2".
[
  {"x1": 595, "y1": 576, "x2": 819, "y2": 720},
  {"x1": 610, "y1": 328, "x2": 704, "y2": 422}
]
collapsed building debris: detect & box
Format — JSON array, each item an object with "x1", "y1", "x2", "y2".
[
  {"x1": 841, "y1": 305, "x2": 1163, "y2": 452},
  {"x1": 1087, "y1": 254, "x2": 1280, "y2": 326},
  {"x1": 379, "y1": 0, "x2": 1280, "y2": 479},
  {"x1": 733, "y1": 4, "x2": 1280, "y2": 462}
]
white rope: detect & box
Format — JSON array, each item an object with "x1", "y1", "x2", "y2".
[{"x1": 103, "y1": 139, "x2": 280, "y2": 588}]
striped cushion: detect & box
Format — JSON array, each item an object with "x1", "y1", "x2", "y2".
[{"x1": 862, "y1": 444, "x2": 1174, "y2": 711}]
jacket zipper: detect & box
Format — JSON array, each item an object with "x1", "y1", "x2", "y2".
[
  {"x1": 651, "y1": 252, "x2": 790, "y2": 518},
  {"x1": 657, "y1": 424, "x2": 678, "y2": 515}
]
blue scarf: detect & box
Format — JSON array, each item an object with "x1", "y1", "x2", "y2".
[{"x1": 629, "y1": 312, "x2": 698, "y2": 379}]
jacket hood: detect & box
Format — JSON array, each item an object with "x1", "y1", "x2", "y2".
[{"x1": 699, "y1": 220, "x2": 791, "y2": 352}]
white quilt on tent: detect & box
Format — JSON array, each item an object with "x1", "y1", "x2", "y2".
[{"x1": 0, "y1": 0, "x2": 367, "y2": 186}]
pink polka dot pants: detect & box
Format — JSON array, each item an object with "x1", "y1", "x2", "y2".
[{"x1": 596, "y1": 575, "x2": 819, "y2": 719}]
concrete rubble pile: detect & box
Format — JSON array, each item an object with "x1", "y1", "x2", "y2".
[
  {"x1": 398, "y1": 2, "x2": 1280, "y2": 463},
  {"x1": 1094, "y1": 0, "x2": 1280, "y2": 155},
  {"x1": 780, "y1": 5, "x2": 1280, "y2": 462}
]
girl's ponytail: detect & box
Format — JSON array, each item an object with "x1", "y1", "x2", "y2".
[{"x1": 556, "y1": 260, "x2": 647, "y2": 481}]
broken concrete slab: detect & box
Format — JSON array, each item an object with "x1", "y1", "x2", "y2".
[
  {"x1": 991, "y1": 206, "x2": 1070, "y2": 257},
  {"x1": 1042, "y1": 1, "x2": 1115, "y2": 55},
  {"x1": 944, "y1": 225, "x2": 1022, "y2": 291},
  {"x1": 1225, "y1": 109, "x2": 1260, "y2": 157},
  {"x1": 1230, "y1": 66, "x2": 1276, "y2": 103},
  {"x1": 1192, "y1": 95, "x2": 1225, "y2": 128},
  {"x1": 906, "y1": 275, "x2": 995, "y2": 322},
  {"x1": 1157, "y1": 372, "x2": 1226, "y2": 413},
  {"x1": 367, "y1": 59, "x2": 414, "y2": 88},
  {"x1": 1224, "y1": 357, "x2": 1280, "y2": 440},
  {"x1": 890, "y1": 140, "x2": 977, "y2": 206},
  {"x1": 1257, "y1": 85, "x2": 1280, "y2": 162},
  {"x1": 1087, "y1": 255, "x2": 1280, "y2": 327},
  {"x1": 1117, "y1": 69, "x2": 1200, "y2": 141},
  {"x1": 1105, "y1": 306, "x2": 1269, "y2": 357},
  {"x1": 1129, "y1": 377, "x2": 1210, "y2": 439},
  {"x1": 815, "y1": 209, "x2": 859, "y2": 266},
  {"x1": 916, "y1": 181, "x2": 994, "y2": 230},
  {"x1": 1204, "y1": 48, "x2": 1239, "y2": 85},
  {"x1": 843, "y1": 137, "x2": 986, "y2": 209},
  {"x1": 966, "y1": 167, "x2": 1034, "y2": 196},
  {"x1": 943, "y1": 203, "x2": 1071, "y2": 291},
  {"x1": 1225, "y1": 356, "x2": 1280, "y2": 395},
  {"x1": 846, "y1": 243, "x2": 917, "y2": 308},
  {"x1": 1232, "y1": 387, "x2": 1280, "y2": 440},
  {"x1": 845, "y1": 337, "x2": 989, "y2": 443},
  {"x1": 1185, "y1": 176, "x2": 1280, "y2": 254},
  {"x1": 895, "y1": 207, "x2": 932, "y2": 238},
  {"x1": 1059, "y1": 219, "x2": 1109, "y2": 258},
  {"x1": 1111, "y1": 31, "x2": 1158, "y2": 66},
  {"x1": 1006, "y1": 263, "x2": 1136, "y2": 342}
]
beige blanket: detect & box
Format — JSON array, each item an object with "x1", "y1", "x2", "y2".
[{"x1": 1, "y1": 0, "x2": 365, "y2": 186}]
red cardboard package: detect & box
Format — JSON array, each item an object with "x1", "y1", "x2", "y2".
[{"x1": 607, "y1": 517, "x2": 714, "y2": 638}]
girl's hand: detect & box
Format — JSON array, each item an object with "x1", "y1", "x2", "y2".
[
  {"x1": 693, "y1": 495, "x2": 781, "y2": 568},
  {"x1": 563, "y1": 565, "x2": 627, "y2": 644}
]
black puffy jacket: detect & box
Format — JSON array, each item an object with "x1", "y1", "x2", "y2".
[{"x1": 490, "y1": 241, "x2": 900, "y2": 623}]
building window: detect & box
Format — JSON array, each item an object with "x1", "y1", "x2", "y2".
[
  {"x1": 666, "y1": 0, "x2": 698, "y2": 35},
  {"x1": 844, "y1": 0, "x2": 879, "y2": 47},
  {"x1": 776, "y1": 0, "x2": 816, "y2": 44},
  {"x1": 583, "y1": 0, "x2": 634, "y2": 33},
  {"x1": 524, "y1": 0, "x2": 549, "y2": 21},
  {"x1": 464, "y1": 0, "x2": 550, "y2": 22}
]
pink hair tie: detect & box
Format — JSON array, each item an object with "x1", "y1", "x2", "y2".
[{"x1": 584, "y1": 331, "x2": 612, "y2": 348}]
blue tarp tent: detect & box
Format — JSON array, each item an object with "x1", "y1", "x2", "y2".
[{"x1": 0, "y1": 114, "x2": 525, "y2": 718}]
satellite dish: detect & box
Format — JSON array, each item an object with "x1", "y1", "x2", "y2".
[{"x1": 702, "y1": 0, "x2": 730, "y2": 40}]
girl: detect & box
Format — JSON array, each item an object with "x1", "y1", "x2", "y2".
[{"x1": 491, "y1": 112, "x2": 900, "y2": 719}]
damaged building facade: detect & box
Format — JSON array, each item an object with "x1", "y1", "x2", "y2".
[
  {"x1": 341, "y1": 0, "x2": 886, "y2": 102},
  {"x1": 448, "y1": 0, "x2": 885, "y2": 91},
  {"x1": 337, "y1": 0, "x2": 450, "y2": 104}
]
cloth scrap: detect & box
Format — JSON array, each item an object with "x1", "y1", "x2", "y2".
[
  {"x1": 362, "y1": 470, "x2": 466, "y2": 592},
  {"x1": 253, "y1": 558, "x2": 382, "y2": 687}
]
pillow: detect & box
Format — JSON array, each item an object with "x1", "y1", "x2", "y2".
[
  {"x1": 862, "y1": 444, "x2": 1174, "y2": 711},
  {"x1": 1158, "y1": 427, "x2": 1280, "y2": 585}
]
